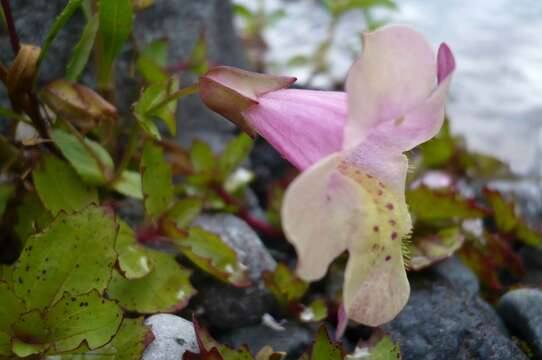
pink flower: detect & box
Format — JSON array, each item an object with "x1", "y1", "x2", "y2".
[{"x1": 200, "y1": 25, "x2": 456, "y2": 326}]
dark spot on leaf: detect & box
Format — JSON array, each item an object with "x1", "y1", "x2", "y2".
[
  {"x1": 25, "y1": 265, "x2": 30, "y2": 271},
  {"x1": 18, "y1": 277, "x2": 23, "y2": 284}
]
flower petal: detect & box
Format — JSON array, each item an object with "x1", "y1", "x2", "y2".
[
  {"x1": 366, "y1": 61, "x2": 455, "y2": 153},
  {"x1": 344, "y1": 25, "x2": 437, "y2": 149},
  {"x1": 337, "y1": 162, "x2": 412, "y2": 326},
  {"x1": 281, "y1": 153, "x2": 370, "y2": 280},
  {"x1": 244, "y1": 89, "x2": 347, "y2": 170},
  {"x1": 437, "y1": 43, "x2": 456, "y2": 84}
]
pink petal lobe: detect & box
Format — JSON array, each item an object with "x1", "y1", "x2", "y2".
[
  {"x1": 437, "y1": 43, "x2": 456, "y2": 84},
  {"x1": 344, "y1": 25, "x2": 437, "y2": 149},
  {"x1": 243, "y1": 89, "x2": 347, "y2": 170},
  {"x1": 281, "y1": 153, "x2": 369, "y2": 280}
]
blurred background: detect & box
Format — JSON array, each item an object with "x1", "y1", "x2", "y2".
[{"x1": 233, "y1": 0, "x2": 542, "y2": 176}]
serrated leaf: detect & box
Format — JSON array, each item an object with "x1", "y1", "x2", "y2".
[
  {"x1": 141, "y1": 141, "x2": 174, "y2": 219},
  {"x1": 111, "y1": 170, "x2": 143, "y2": 199},
  {"x1": 33, "y1": 155, "x2": 98, "y2": 215},
  {"x1": 14, "y1": 192, "x2": 52, "y2": 243},
  {"x1": 107, "y1": 249, "x2": 195, "y2": 313},
  {"x1": 13, "y1": 207, "x2": 117, "y2": 310},
  {"x1": 409, "y1": 227, "x2": 464, "y2": 271},
  {"x1": 0, "y1": 282, "x2": 25, "y2": 333},
  {"x1": 263, "y1": 263, "x2": 308, "y2": 306},
  {"x1": 407, "y1": 186, "x2": 486, "y2": 223},
  {"x1": 116, "y1": 221, "x2": 153, "y2": 279},
  {"x1": 97, "y1": 0, "x2": 134, "y2": 87},
  {"x1": 165, "y1": 198, "x2": 203, "y2": 228},
  {"x1": 58, "y1": 318, "x2": 151, "y2": 359},
  {"x1": 38, "y1": 0, "x2": 84, "y2": 72},
  {"x1": 66, "y1": 14, "x2": 99, "y2": 81},
  {"x1": 0, "y1": 183, "x2": 14, "y2": 219},
  {"x1": 484, "y1": 188, "x2": 542, "y2": 247},
  {"x1": 11, "y1": 310, "x2": 49, "y2": 356},
  {"x1": 165, "y1": 225, "x2": 251, "y2": 287},
  {"x1": 51, "y1": 129, "x2": 114, "y2": 185},
  {"x1": 302, "y1": 326, "x2": 344, "y2": 360},
  {"x1": 218, "y1": 133, "x2": 253, "y2": 180},
  {"x1": 46, "y1": 291, "x2": 123, "y2": 353}
]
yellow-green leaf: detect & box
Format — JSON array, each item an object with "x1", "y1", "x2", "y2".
[
  {"x1": 116, "y1": 221, "x2": 153, "y2": 279},
  {"x1": 107, "y1": 250, "x2": 195, "y2": 313},
  {"x1": 263, "y1": 263, "x2": 308, "y2": 306},
  {"x1": 141, "y1": 141, "x2": 174, "y2": 219},
  {"x1": 33, "y1": 155, "x2": 98, "y2": 215},
  {"x1": 13, "y1": 207, "x2": 117, "y2": 310},
  {"x1": 66, "y1": 14, "x2": 99, "y2": 81}
]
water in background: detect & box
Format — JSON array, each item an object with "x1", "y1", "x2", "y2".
[{"x1": 234, "y1": 0, "x2": 542, "y2": 176}]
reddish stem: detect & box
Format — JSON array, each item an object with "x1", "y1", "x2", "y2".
[{"x1": 1, "y1": 0, "x2": 20, "y2": 54}]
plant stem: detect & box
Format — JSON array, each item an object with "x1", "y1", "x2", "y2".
[
  {"x1": 145, "y1": 84, "x2": 199, "y2": 115},
  {"x1": 1, "y1": 0, "x2": 20, "y2": 54}
]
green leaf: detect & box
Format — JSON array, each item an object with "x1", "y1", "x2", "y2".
[
  {"x1": 365, "y1": 336, "x2": 401, "y2": 360},
  {"x1": 14, "y1": 192, "x2": 52, "y2": 243},
  {"x1": 0, "y1": 282, "x2": 25, "y2": 333},
  {"x1": 190, "y1": 140, "x2": 215, "y2": 175},
  {"x1": 97, "y1": 0, "x2": 134, "y2": 87},
  {"x1": 134, "y1": 80, "x2": 180, "y2": 137},
  {"x1": 262, "y1": 263, "x2": 308, "y2": 306},
  {"x1": 299, "y1": 299, "x2": 328, "y2": 323},
  {"x1": 218, "y1": 133, "x2": 253, "y2": 180},
  {"x1": 66, "y1": 14, "x2": 99, "y2": 81},
  {"x1": 419, "y1": 121, "x2": 455, "y2": 168},
  {"x1": 165, "y1": 225, "x2": 251, "y2": 287},
  {"x1": 51, "y1": 129, "x2": 114, "y2": 185},
  {"x1": 0, "y1": 106, "x2": 22, "y2": 120},
  {"x1": 407, "y1": 186, "x2": 486, "y2": 223},
  {"x1": 484, "y1": 188, "x2": 542, "y2": 247},
  {"x1": 165, "y1": 197, "x2": 203, "y2": 228},
  {"x1": 33, "y1": 155, "x2": 98, "y2": 215},
  {"x1": 409, "y1": 227, "x2": 465, "y2": 271},
  {"x1": 0, "y1": 331, "x2": 10, "y2": 356},
  {"x1": 111, "y1": 170, "x2": 143, "y2": 199},
  {"x1": 58, "y1": 318, "x2": 151, "y2": 359},
  {"x1": 107, "y1": 249, "x2": 195, "y2": 313},
  {"x1": 138, "y1": 39, "x2": 169, "y2": 83},
  {"x1": 188, "y1": 31, "x2": 208, "y2": 76},
  {"x1": 38, "y1": 0, "x2": 84, "y2": 71},
  {"x1": 46, "y1": 291, "x2": 123, "y2": 353},
  {"x1": 141, "y1": 141, "x2": 174, "y2": 219},
  {"x1": 12, "y1": 291, "x2": 123, "y2": 355},
  {"x1": 11, "y1": 310, "x2": 49, "y2": 356},
  {"x1": 0, "y1": 183, "x2": 14, "y2": 219},
  {"x1": 116, "y1": 221, "x2": 153, "y2": 279},
  {"x1": 302, "y1": 326, "x2": 344, "y2": 360},
  {"x1": 13, "y1": 207, "x2": 118, "y2": 310}
]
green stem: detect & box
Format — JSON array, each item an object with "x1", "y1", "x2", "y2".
[{"x1": 145, "y1": 84, "x2": 199, "y2": 115}]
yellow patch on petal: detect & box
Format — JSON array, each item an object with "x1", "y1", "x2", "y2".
[{"x1": 337, "y1": 160, "x2": 412, "y2": 326}]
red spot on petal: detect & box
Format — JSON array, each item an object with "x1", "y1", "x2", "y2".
[
  {"x1": 373, "y1": 226, "x2": 379, "y2": 232},
  {"x1": 391, "y1": 232, "x2": 398, "y2": 240},
  {"x1": 385, "y1": 255, "x2": 392, "y2": 261},
  {"x1": 386, "y1": 203, "x2": 394, "y2": 210},
  {"x1": 366, "y1": 174, "x2": 374, "y2": 179},
  {"x1": 389, "y1": 220, "x2": 397, "y2": 226},
  {"x1": 377, "y1": 190, "x2": 383, "y2": 196},
  {"x1": 379, "y1": 182, "x2": 385, "y2": 188}
]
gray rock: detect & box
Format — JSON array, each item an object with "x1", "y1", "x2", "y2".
[
  {"x1": 218, "y1": 322, "x2": 313, "y2": 359},
  {"x1": 497, "y1": 288, "x2": 542, "y2": 358},
  {"x1": 191, "y1": 213, "x2": 277, "y2": 329},
  {"x1": 194, "y1": 280, "x2": 276, "y2": 330},
  {"x1": 384, "y1": 273, "x2": 528, "y2": 360},
  {"x1": 192, "y1": 213, "x2": 276, "y2": 281},
  {"x1": 431, "y1": 256, "x2": 480, "y2": 297},
  {"x1": 143, "y1": 314, "x2": 199, "y2": 360}
]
